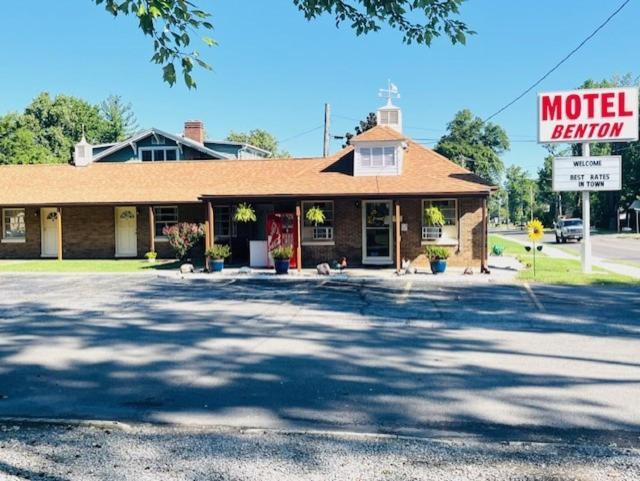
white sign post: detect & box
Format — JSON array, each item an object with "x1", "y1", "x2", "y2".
[{"x1": 539, "y1": 87, "x2": 638, "y2": 274}]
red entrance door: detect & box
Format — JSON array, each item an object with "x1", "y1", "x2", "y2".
[{"x1": 266, "y1": 213, "x2": 298, "y2": 268}]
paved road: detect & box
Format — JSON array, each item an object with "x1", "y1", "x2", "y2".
[
  {"x1": 496, "y1": 230, "x2": 640, "y2": 263},
  {"x1": 0, "y1": 275, "x2": 639, "y2": 445}
]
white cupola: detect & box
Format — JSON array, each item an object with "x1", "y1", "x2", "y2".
[
  {"x1": 73, "y1": 134, "x2": 93, "y2": 167},
  {"x1": 350, "y1": 83, "x2": 406, "y2": 177},
  {"x1": 376, "y1": 82, "x2": 402, "y2": 133}
]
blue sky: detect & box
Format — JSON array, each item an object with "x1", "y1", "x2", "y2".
[{"x1": 0, "y1": 0, "x2": 638, "y2": 175}]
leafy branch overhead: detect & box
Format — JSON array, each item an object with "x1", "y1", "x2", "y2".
[
  {"x1": 94, "y1": 0, "x2": 216, "y2": 89},
  {"x1": 293, "y1": 0, "x2": 473, "y2": 45},
  {"x1": 93, "y1": 0, "x2": 472, "y2": 88}
]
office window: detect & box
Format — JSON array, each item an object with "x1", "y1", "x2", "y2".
[
  {"x1": 2, "y1": 208, "x2": 25, "y2": 242},
  {"x1": 154, "y1": 206, "x2": 178, "y2": 238}
]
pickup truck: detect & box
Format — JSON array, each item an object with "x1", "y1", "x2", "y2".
[{"x1": 554, "y1": 218, "x2": 583, "y2": 243}]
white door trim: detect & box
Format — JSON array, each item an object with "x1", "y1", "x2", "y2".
[
  {"x1": 115, "y1": 206, "x2": 138, "y2": 258},
  {"x1": 362, "y1": 200, "x2": 393, "y2": 265},
  {"x1": 40, "y1": 207, "x2": 58, "y2": 258}
]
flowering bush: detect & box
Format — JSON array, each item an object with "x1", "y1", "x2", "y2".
[{"x1": 163, "y1": 222, "x2": 205, "y2": 260}]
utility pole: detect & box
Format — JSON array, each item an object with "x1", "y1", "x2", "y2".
[
  {"x1": 530, "y1": 184, "x2": 534, "y2": 221},
  {"x1": 323, "y1": 103, "x2": 331, "y2": 158},
  {"x1": 558, "y1": 193, "x2": 563, "y2": 218}
]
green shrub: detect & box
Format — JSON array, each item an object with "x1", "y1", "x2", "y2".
[
  {"x1": 424, "y1": 245, "x2": 450, "y2": 260},
  {"x1": 144, "y1": 251, "x2": 157, "y2": 259},
  {"x1": 271, "y1": 245, "x2": 293, "y2": 260},
  {"x1": 163, "y1": 223, "x2": 205, "y2": 259},
  {"x1": 206, "y1": 244, "x2": 231, "y2": 260}
]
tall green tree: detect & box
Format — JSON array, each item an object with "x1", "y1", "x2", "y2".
[
  {"x1": 0, "y1": 114, "x2": 57, "y2": 165},
  {"x1": 343, "y1": 112, "x2": 377, "y2": 147},
  {"x1": 24, "y1": 93, "x2": 107, "y2": 160},
  {"x1": 435, "y1": 109, "x2": 509, "y2": 185},
  {"x1": 0, "y1": 92, "x2": 138, "y2": 165},
  {"x1": 99, "y1": 95, "x2": 139, "y2": 142},
  {"x1": 93, "y1": 0, "x2": 472, "y2": 88},
  {"x1": 226, "y1": 129, "x2": 291, "y2": 158},
  {"x1": 505, "y1": 165, "x2": 536, "y2": 226}
]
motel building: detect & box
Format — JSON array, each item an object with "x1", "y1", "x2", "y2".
[{"x1": 0, "y1": 98, "x2": 495, "y2": 271}]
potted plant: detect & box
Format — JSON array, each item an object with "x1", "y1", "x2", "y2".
[
  {"x1": 163, "y1": 223, "x2": 205, "y2": 261},
  {"x1": 424, "y1": 245, "x2": 450, "y2": 274},
  {"x1": 271, "y1": 245, "x2": 293, "y2": 275},
  {"x1": 144, "y1": 251, "x2": 157, "y2": 263},
  {"x1": 234, "y1": 203, "x2": 257, "y2": 223},
  {"x1": 205, "y1": 244, "x2": 231, "y2": 272},
  {"x1": 305, "y1": 205, "x2": 326, "y2": 239},
  {"x1": 423, "y1": 206, "x2": 445, "y2": 240}
]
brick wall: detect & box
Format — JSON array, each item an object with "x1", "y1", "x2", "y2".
[
  {"x1": 0, "y1": 204, "x2": 207, "y2": 260},
  {"x1": 1, "y1": 199, "x2": 486, "y2": 267},
  {"x1": 138, "y1": 203, "x2": 206, "y2": 259},
  {"x1": 301, "y1": 196, "x2": 486, "y2": 269},
  {"x1": 0, "y1": 207, "x2": 41, "y2": 259},
  {"x1": 396, "y1": 197, "x2": 485, "y2": 269},
  {"x1": 63, "y1": 206, "x2": 115, "y2": 258}
]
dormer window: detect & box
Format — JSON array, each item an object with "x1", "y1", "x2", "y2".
[
  {"x1": 353, "y1": 141, "x2": 403, "y2": 176},
  {"x1": 360, "y1": 147, "x2": 397, "y2": 168},
  {"x1": 139, "y1": 147, "x2": 178, "y2": 162}
]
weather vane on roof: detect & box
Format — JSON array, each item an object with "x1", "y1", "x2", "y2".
[{"x1": 378, "y1": 80, "x2": 400, "y2": 104}]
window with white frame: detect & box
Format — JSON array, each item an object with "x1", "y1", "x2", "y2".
[
  {"x1": 140, "y1": 147, "x2": 178, "y2": 162},
  {"x1": 154, "y1": 206, "x2": 178, "y2": 238},
  {"x1": 422, "y1": 199, "x2": 457, "y2": 240},
  {"x1": 2, "y1": 208, "x2": 26, "y2": 242},
  {"x1": 359, "y1": 147, "x2": 396, "y2": 168},
  {"x1": 214, "y1": 206, "x2": 237, "y2": 239},
  {"x1": 302, "y1": 201, "x2": 334, "y2": 242}
]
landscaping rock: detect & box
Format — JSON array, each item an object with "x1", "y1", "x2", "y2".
[
  {"x1": 316, "y1": 263, "x2": 331, "y2": 276},
  {"x1": 179, "y1": 263, "x2": 195, "y2": 274}
]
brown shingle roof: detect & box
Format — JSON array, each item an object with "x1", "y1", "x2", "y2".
[
  {"x1": 350, "y1": 125, "x2": 406, "y2": 142},
  {"x1": 0, "y1": 141, "x2": 493, "y2": 206}
]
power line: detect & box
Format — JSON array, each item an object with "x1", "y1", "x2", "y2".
[
  {"x1": 279, "y1": 125, "x2": 323, "y2": 144},
  {"x1": 484, "y1": 0, "x2": 631, "y2": 123}
]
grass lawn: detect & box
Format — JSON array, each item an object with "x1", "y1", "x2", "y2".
[
  {"x1": 489, "y1": 234, "x2": 639, "y2": 285},
  {"x1": 0, "y1": 259, "x2": 182, "y2": 273}
]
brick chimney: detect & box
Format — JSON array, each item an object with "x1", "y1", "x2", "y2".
[{"x1": 184, "y1": 120, "x2": 205, "y2": 144}]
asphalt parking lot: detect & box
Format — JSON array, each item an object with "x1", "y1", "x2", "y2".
[{"x1": 0, "y1": 274, "x2": 639, "y2": 445}]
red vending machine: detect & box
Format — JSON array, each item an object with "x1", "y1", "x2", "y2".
[{"x1": 266, "y1": 212, "x2": 298, "y2": 268}]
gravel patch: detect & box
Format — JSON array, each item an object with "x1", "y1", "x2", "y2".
[{"x1": 0, "y1": 422, "x2": 637, "y2": 481}]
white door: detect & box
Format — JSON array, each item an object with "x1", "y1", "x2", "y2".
[
  {"x1": 41, "y1": 207, "x2": 59, "y2": 258},
  {"x1": 115, "y1": 207, "x2": 138, "y2": 257},
  {"x1": 362, "y1": 200, "x2": 393, "y2": 265}
]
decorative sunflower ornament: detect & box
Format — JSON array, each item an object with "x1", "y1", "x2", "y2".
[
  {"x1": 527, "y1": 219, "x2": 544, "y2": 243},
  {"x1": 526, "y1": 219, "x2": 544, "y2": 279}
]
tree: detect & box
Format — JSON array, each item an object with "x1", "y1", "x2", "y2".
[
  {"x1": 435, "y1": 109, "x2": 509, "y2": 185},
  {"x1": 99, "y1": 95, "x2": 139, "y2": 142},
  {"x1": 24, "y1": 93, "x2": 107, "y2": 161},
  {"x1": 343, "y1": 112, "x2": 377, "y2": 147},
  {"x1": 93, "y1": 0, "x2": 472, "y2": 88},
  {"x1": 0, "y1": 114, "x2": 57, "y2": 165},
  {"x1": 505, "y1": 165, "x2": 536, "y2": 226},
  {"x1": 226, "y1": 129, "x2": 291, "y2": 158},
  {"x1": 0, "y1": 92, "x2": 138, "y2": 165}
]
